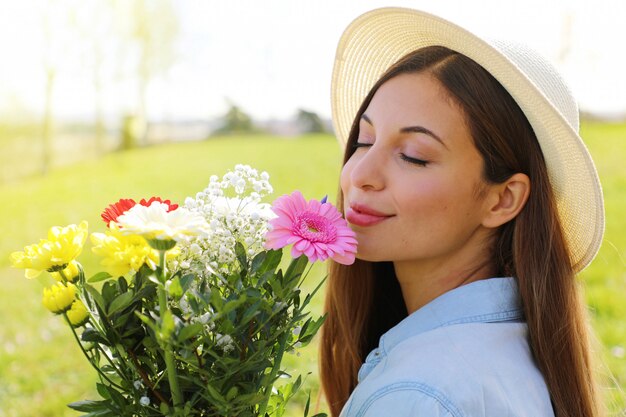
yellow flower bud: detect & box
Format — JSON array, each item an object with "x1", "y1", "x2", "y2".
[
  {"x1": 50, "y1": 261, "x2": 80, "y2": 282},
  {"x1": 66, "y1": 299, "x2": 89, "y2": 327},
  {"x1": 42, "y1": 282, "x2": 77, "y2": 314}
]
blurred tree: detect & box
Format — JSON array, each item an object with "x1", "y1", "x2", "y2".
[
  {"x1": 296, "y1": 108, "x2": 326, "y2": 133},
  {"x1": 41, "y1": 65, "x2": 56, "y2": 176},
  {"x1": 112, "y1": 0, "x2": 179, "y2": 148},
  {"x1": 71, "y1": 1, "x2": 116, "y2": 156},
  {"x1": 39, "y1": 0, "x2": 98, "y2": 173},
  {"x1": 121, "y1": 114, "x2": 146, "y2": 150},
  {"x1": 40, "y1": 0, "x2": 66, "y2": 175},
  {"x1": 213, "y1": 103, "x2": 256, "y2": 134}
]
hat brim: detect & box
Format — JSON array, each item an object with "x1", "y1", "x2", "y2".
[{"x1": 331, "y1": 7, "x2": 604, "y2": 272}]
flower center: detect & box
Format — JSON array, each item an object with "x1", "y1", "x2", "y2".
[{"x1": 295, "y1": 212, "x2": 337, "y2": 243}]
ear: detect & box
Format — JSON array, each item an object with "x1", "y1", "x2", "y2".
[{"x1": 481, "y1": 173, "x2": 530, "y2": 229}]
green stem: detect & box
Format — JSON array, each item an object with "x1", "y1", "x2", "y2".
[
  {"x1": 63, "y1": 314, "x2": 125, "y2": 391},
  {"x1": 257, "y1": 330, "x2": 290, "y2": 417},
  {"x1": 158, "y1": 250, "x2": 184, "y2": 414},
  {"x1": 94, "y1": 338, "x2": 129, "y2": 382},
  {"x1": 297, "y1": 263, "x2": 315, "y2": 288}
]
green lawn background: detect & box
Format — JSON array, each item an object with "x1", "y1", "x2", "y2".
[{"x1": 0, "y1": 125, "x2": 625, "y2": 416}]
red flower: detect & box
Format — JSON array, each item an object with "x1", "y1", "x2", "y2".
[
  {"x1": 101, "y1": 197, "x2": 179, "y2": 226},
  {"x1": 139, "y1": 197, "x2": 179, "y2": 212},
  {"x1": 101, "y1": 199, "x2": 137, "y2": 226}
]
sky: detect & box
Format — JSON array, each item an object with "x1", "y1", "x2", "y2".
[{"x1": 0, "y1": 0, "x2": 625, "y2": 123}]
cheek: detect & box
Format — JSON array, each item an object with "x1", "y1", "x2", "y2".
[
  {"x1": 399, "y1": 176, "x2": 474, "y2": 226},
  {"x1": 404, "y1": 178, "x2": 449, "y2": 210}
]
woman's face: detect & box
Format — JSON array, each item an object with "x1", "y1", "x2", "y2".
[{"x1": 341, "y1": 72, "x2": 495, "y2": 267}]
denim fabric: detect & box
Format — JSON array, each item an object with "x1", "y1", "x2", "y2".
[{"x1": 339, "y1": 277, "x2": 555, "y2": 417}]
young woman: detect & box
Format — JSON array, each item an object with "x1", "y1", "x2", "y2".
[{"x1": 320, "y1": 8, "x2": 605, "y2": 417}]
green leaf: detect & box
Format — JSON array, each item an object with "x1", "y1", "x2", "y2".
[
  {"x1": 258, "y1": 249, "x2": 282, "y2": 276},
  {"x1": 284, "y1": 255, "x2": 308, "y2": 283},
  {"x1": 88, "y1": 271, "x2": 112, "y2": 283},
  {"x1": 99, "y1": 384, "x2": 127, "y2": 409},
  {"x1": 299, "y1": 275, "x2": 328, "y2": 311},
  {"x1": 107, "y1": 291, "x2": 134, "y2": 315},
  {"x1": 299, "y1": 318, "x2": 312, "y2": 340},
  {"x1": 134, "y1": 283, "x2": 156, "y2": 300},
  {"x1": 135, "y1": 311, "x2": 158, "y2": 334},
  {"x1": 82, "y1": 410, "x2": 116, "y2": 417},
  {"x1": 177, "y1": 323, "x2": 203, "y2": 343},
  {"x1": 250, "y1": 251, "x2": 267, "y2": 274},
  {"x1": 101, "y1": 281, "x2": 118, "y2": 306},
  {"x1": 292, "y1": 374, "x2": 302, "y2": 392},
  {"x1": 226, "y1": 386, "x2": 239, "y2": 401},
  {"x1": 206, "y1": 383, "x2": 227, "y2": 405},
  {"x1": 161, "y1": 310, "x2": 175, "y2": 339},
  {"x1": 294, "y1": 290, "x2": 301, "y2": 309},
  {"x1": 303, "y1": 394, "x2": 311, "y2": 417},
  {"x1": 117, "y1": 276, "x2": 128, "y2": 293},
  {"x1": 100, "y1": 365, "x2": 117, "y2": 374},
  {"x1": 67, "y1": 399, "x2": 110, "y2": 412},
  {"x1": 81, "y1": 328, "x2": 109, "y2": 345},
  {"x1": 241, "y1": 300, "x2": 262, "y2": 324},
  {"x1": 83, "y1": 284, "x2": 106, "y2": 313},
  {"x1": 235, "y1": 241, "x2": 248, "y2": 272},
  {"x1": 180, "y1": 273, "x2": 195, "y2": 293},
  {"x1": 96, "y1": 383, "x2": 111, "y2": 400},
  {"x1": 258, "y1": 270, "x2": 275, "y2": 289},
  {"x1": 210, "y1": 290, "x2": 224, "y2": 310},
  {"x1": 298, "y1": 315, "x2": 327, "y2": 345},
  {"x1": 222, "y1": 294, "x2": 247, "y2": 315},
  {"x1": 269, "y1": 272, "x2": 283, "y2": 297},
  {"x1": 169, "y1": 276, "x2": 183, "y2": 299}
]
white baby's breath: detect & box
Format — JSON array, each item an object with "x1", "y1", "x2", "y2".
[
  {"x1": 215, "y1": 333, "x2": 234, "y2": 353},
  {"x1": 174, "y1": 165, "x2": 276, "y2": 279}
]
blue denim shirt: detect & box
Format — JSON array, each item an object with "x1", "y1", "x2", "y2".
[{"x1": 339, "y1": 277, "x2": 555, "y2": 417}]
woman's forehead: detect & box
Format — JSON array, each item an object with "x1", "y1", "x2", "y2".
[{"x1": 361, "y1": 72, "x2": 470, "y2": 145}]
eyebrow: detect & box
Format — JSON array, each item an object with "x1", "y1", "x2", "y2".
[{"x1": 361, "y1": 113, "x2": 448, "y2": 149}]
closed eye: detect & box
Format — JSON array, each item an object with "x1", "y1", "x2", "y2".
[
  {"x1": 400, "y1": 154, "x2": 429, "y2": 167},
  {"x1": 352, "y1": 142, "x2": 372, "y2": 149}
]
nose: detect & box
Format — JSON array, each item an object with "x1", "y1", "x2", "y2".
[{"x1": 345, "y1": 144, "x2": 386, "y2": 192}]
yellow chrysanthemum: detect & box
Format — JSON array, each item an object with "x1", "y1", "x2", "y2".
[
  {"x1": 11, "y1": 221, "x2": 88, "y2": 279},
  {"x1": 42, "y1": 282, "x2": 77, "y2": 314},
  {"x1": 66, "y1": 299, "x2": 90, "y2": 327},
  {"x1": 50, "y1": 260, "x2": 80, "y2": 282},
  {"x1": 91, "y1": 223, "x2": 160, "y2": 277}
]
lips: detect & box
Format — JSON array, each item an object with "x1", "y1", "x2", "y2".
[{"x1": 345, "y1": 203, "x2": 394, "y2": 227}]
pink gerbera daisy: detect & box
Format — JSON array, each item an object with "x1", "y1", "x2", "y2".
[{"x1": 264, "y1": 191, "x2": 357, "y2": 265}]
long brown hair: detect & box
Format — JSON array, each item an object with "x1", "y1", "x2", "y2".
[{"x1": 320, "y1": 46, "x2": 603, "y2": 417}]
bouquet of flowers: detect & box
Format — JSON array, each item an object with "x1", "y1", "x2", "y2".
[{"x1": 10, "y1": 165, "x2": 357, "y2": 417}]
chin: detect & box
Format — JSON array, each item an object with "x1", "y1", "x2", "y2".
[{"x1": 355, "y1": 251, "x2": 388, "y2": 263}]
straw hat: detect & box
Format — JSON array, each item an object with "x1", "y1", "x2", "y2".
[{"x1": 331, "y1": 7, "x2": 604, "y2": 272}]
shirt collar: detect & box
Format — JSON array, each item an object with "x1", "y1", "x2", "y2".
[{"x1": 380, "y1": 277, "x2": 524, "y2": 355}]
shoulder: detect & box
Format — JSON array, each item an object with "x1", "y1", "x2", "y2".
[
  {"x1": 345, "y1": 322, "x2": 554, "y2": 417},
  {"x1": 387, "y1": 321, "x2": 534, "y2": 378}
]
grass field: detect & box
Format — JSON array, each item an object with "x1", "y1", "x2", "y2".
[{"x1": 1, "y1": 125, "x2": 625, "y2": 416}]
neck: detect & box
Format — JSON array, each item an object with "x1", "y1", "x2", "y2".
[{"x1": 394, "y1": 255, "x2": 496, "y2": 314}]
